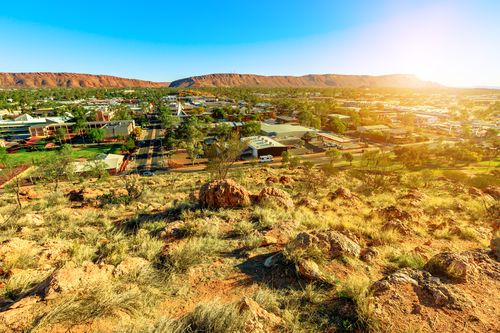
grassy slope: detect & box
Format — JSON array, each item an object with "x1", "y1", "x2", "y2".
[{"x1": 0, "y1": 164, "x2": 497, "y2": 332}]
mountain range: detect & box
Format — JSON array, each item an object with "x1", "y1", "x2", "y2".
[{"x1": 0, "y1": 72, "x2": 440, "y2": 89}]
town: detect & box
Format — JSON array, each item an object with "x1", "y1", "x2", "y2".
[{"x1": 1, "y1": 87, "x2": 498, "y2": 185}]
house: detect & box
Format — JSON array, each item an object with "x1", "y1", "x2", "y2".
[
  {"x1": 328, "y1": 114, "x2": 351, "y2": 122},
  {"x1": 275, "y1": 115, "x2": 299, "y2": 124},
  {"x1": 73, "y1": 154, "x2": 125, "y2": 175},
  {"x1": 242, "y1": 136, "x2": 288, "y2": 157},
  {"x1": 260, "y1": 123, "x2": 317, "y2": 138},
  {"x1": 356, "y1": 125, "x2": 390, "y2": 133}
]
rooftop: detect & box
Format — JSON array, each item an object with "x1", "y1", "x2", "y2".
[{"x1": 243, "y1": 135, "x2": 285, "y2": 149}]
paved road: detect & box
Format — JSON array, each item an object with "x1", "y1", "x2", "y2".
[{"x1": 134, "y1": 128, "x2": 163, "y2": 172}]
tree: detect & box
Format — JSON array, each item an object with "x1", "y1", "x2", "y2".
[
  {"x1": 329, "y1": 117, "x2": 346, "y2": 134},
  {"x1": 342, "y1": 152, "x2": 354, "y2": 166},
  {"x1": 326, "y1": 149, "x2": 341, "y2": 165},
  {"x1": 289, "y1": 156, "x2": 301, "y2": 169},
  {"x1": 186, "y1": 142, "x2": 204, "y2": 166},
  {"x1": 241, "y1": 121, "x2": 261, "y2": 137},
  {"x1": 39, "y1": 144, "x2": 75, "y2": 192},
  {"x1": 302, "y1": 131, "x2": 317, "y2": 143},
  {"x1": 121, "y1": 137, "x2": 137, "y2": 154},
  {"x1": 213, "y1": 123, "x2": 232, "y2": 140},
  {"x1": 206, "y1": 134, "x2": 247, "y2": 180},
  {"x1": 281, "y1": 151, "x2": 291, "y2": 166},
  {"x1": 88, "y1": 128, "x2": 106, "y2": 144},
  {"x1": 54, "y1": 127, "x2": 67, "y2": 145},
  {"x1": 84, "y1": 159, "x2": 109, "y2": 180}
]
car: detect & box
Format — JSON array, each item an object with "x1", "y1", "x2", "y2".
[
  {"x1": 140, "y1": 171, "x2": 154, "y2": 177},
  {"x1": 259, "y1": 155, "x2": 273, "y2": 163}
]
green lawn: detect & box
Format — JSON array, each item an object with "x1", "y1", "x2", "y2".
[{"x1": 6, "y1": 144, "x2": 122, "y2": 165}]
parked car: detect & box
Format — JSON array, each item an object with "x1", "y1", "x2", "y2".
[
  {"x1": 259, "y1": 155, "x2": 273, "y2": 163},
  {"x1": 140, "y1": 171, "x2": 154, "y2": 177}
]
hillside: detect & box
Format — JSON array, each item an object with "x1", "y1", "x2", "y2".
[
  {"x1": 0, "y1": 73, "x2": 168, "y2": 88},
  {"x1": 0, "y1": 165, "x2": 498, "y2": 332},
  {"x1": 169, "y1": 73, "x2": 441, "y2": 88}
]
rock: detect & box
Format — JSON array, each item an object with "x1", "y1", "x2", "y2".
[
  {"x1": 327, "y1": 187, "x2": 362, "y2": 206},
  {"x1": 40, "y1": 262, "x2": 115, "y2": 299},
  {"x1": 279, "y1": 175, "x2": 293, "y2": 185},
  {"x1": 468, "y1": 187, "x2": 483, "y2": 197},
  {"x1": 238, "y1": 297, "x2": 281, "y2": 333},
  {"x1": 25, "y1": 213, "x2": 44, "y2": 226},
  {"x1": 361, "y1": 247, "x2": 379, "y2": 262},
  {"x1": 67, "y1": 188, "x2": 104, "y2": 205},
  {"x1": 491, "y1": 237, "x2": 500, "y2": 261},
  {"x1": 19, "y1": 188, "x2": 41, "y2": 200},
  {"x1": 483, "y1": 186, "x2": 500, "y2": 199},
  {"x1": 199, "y1": 179, "x2": 251, "y2": 209},
  {"x1": 296, "y1": 259, "x2": 329, "y2": 282},
  {"x1": 378, "y1": 205, "x2": 413, "y2": 221},
  {"x1": 264, "y1": 252, "x2": 285, "y2": 268},
  {"x1": 0, "y1": 296, "x2": 42, "y2": 332},
  {"x1": 286, "y1": 230, "x2": 361, "y2": 259},
  {"x1": 257, "y1": 187, "x2": 294, "y2": 210},
  {"x1": 371, "y1": 268, "x2": 471, "y2": 309},
  {"x1": 265, "y1": 176, "x2": 278, "y2": 184},
  {"x1": 424, "y1": 252, "x2": 474, "y2": 282},
  {"x1": 382, "y1": 219, "x2": 412, "y2": 235},
  {"x1": 297, "y1": 197, "x2": 319, "y2": 210},
  {"x1": 113, "y1": 257, "x2": 150, "y2": 277}
]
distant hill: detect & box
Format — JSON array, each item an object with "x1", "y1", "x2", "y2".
[
  {"x1": 0, "y1": 72, "x2": 168, "y2": 88},
  {"x1": 169, "y1": 73, "x2": 441, "y2": 88}
]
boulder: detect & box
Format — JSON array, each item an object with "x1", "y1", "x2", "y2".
[
  {"x1": 297, "y1": 197, "x2": 319, "y2": 210},
  {"x1": 296, "y1": 259, "x2": 328, "y2": 282},
  {"x1": 424, "y1": 252, "x2": 474, "y2": 282},
  {"x1": 265, "y1": 176, "x2": 279, "y2": 184},
  {"x1": 279, "y1": 175, "x2": 293, "y2": 185},
  {"x1": 491, "y1": 237, "x2": 500, "y2": 261},
  {"x1": 382, "y1": 219, "x2": 412, "y2": 235},
  {"x1": 286, "y1": 230, "x2": 361, "y2": 259},
  {"x1": 483, "y1": 186, "x2": 500, "y2": 199},
  {"x1": 264, "y1": 252, "x2": 285, "y2": 268},
  {"x1": 113, "y1": 257, "x2": 150, "y2": 277},
  {"x1": 238, "y1": 297, "x2": 281, "y2": 333},
  {"x1": 40, "y1": 262, "x2": 114, "y2": 299},
  {"x1": 378, "y1": 205, "x2": 413, "y2": 221},
  {"x1": 199, "y1": 179, "x2": 251, "y2": 209},
  {"x1": 371, "y1": 268, "x2": 471, "y2": 309},
  {"x1": 257, "y1": 187, "x2": 294, "y2": 210},
  {"x1": 360, "y1": 247, "x2": 379, "y2": 262}
]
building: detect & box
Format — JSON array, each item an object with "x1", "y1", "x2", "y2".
[
  {"x1": 29, "y1": 120, "x2": 135, "y2": 139},
  {"x1": 0, "y1": 114, "x2": 70, "y2": 140},
  {"x1": 73, "y1": 154, "x2": 125, "y2": 175},
  {"x1": 356, "y1": 125, "x2": 391, "y2": 133},
  {"x1": 328, "y1": 114, "x2": 351, "y2": 122},
  {"x1": 260, "y1": 123, "x2": 316, "y2": 138},
  {"x1": 242, "y1": 136, "x2": 288, "y2": 157}
]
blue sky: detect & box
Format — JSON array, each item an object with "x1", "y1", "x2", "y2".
[{"x1": 1, "y1": 0, "x2": 499, "y2": 86}]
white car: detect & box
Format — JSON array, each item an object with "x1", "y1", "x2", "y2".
[{"x1": 259, "y1": 155, "x2": 273, "y2": 163}]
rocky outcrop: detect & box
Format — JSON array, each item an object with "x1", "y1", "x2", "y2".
[
  {"x1": 0, "y1": 72, "x2": 167, "y2": 88},
  {"x1": 257, "y1": 187, "x2": 294, "y2": 210},
  {"x1": 424, "y1": 252, "x2": 473, "y2": 282},
  {"x1": 483, "y1": 186, "x2": 500, "y2": 199},
  {"x1": 371, "y1": 268, "x2": 471, "y2": 309},
  {"x1": 169, "y1": 73, "x2": 441, "y2": 89},
  {"x1": 287, "y1": 230, "x2": 361, "y2": 259},
  {"x1": 238, "y1": 297, "x2": 281, "y2": 333},
  {"x1": 199, "y1": 179, "x2": 251, "y2": 209},
  {"x1": 491, "y1": 237, "x2": 500, "y2": 261},
  {"x1": 378, "y1": 205, "x2": 413, "y2": 221}
]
